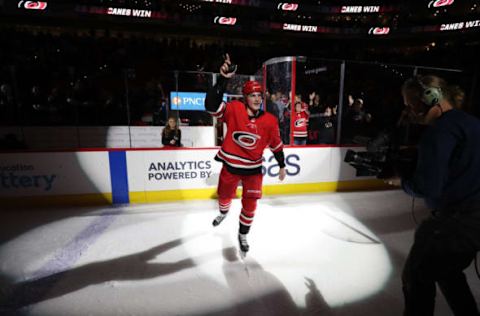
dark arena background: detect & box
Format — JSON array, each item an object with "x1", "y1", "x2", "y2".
[{"x1": 1, "y1": 1, "x2": 480, "y2": 315}]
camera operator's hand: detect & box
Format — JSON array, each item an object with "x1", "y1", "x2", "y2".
[
  {"x1": 220, "y1": 53, "x2": 236, "y2": 79},
  {"x1": 384, "y1": 176, "x2": 401, "y2": 187}
]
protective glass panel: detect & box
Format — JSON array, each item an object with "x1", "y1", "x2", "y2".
[
  {"x1": 263, "y1": 58, "x2": 293, "y2": 145},
  {"x1": 170, "y1": 71, "x2": 213, "y2": 127},
  {"x1": 295, "y1": 58, "x2": 342, "y2": 145},
  {"x1": 342, "y1": 62, "x2": 408, "y2": 145}
]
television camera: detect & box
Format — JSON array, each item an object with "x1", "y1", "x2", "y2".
[{"x1": 344, "y1": 131, "x2": 418, "y2": 179}]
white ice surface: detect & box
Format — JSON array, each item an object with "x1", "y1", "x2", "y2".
[{"x1": 1, "y1": 191, "x2": 479, "y2": 316}]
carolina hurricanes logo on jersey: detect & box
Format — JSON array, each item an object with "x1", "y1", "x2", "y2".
[
  {"x1": 232, "y1": 131, "x2": 261, "y2": 149},
  {"x1": 295, "y1": 118, "x2": 307, "y2": 127}
]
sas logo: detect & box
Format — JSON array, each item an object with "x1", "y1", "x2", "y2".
[
  {"x1": 232, "y1": 131, "x2": 261, "y2": 149},
  {"x1": 18, "y1": 1, "x2": 48, "y2": 10},
  {"x1": 368, "y1": 27, "x2": 390, "y2": 35},
  {"x1": 428, "y1": 0, "x2": 454, "y2": 8},
  {"x1": 262, "y1": 154, "x2": 301, "y2": 177},
  {"x1": 214, "y1": 16, "x2": 237, "y2": 25},
  {"x1": 277, "y1": 3, "x2": 299, "y2": 11}
]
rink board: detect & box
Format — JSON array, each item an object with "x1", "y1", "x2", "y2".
[
  {"x1": 0, "y1": 151, "x2": 113, "y2": 206},
  {"x1": 0, "y1": 147, "x2": 385, "y2": 206}
]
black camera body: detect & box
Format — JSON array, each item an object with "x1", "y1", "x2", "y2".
[{"x1": 344, "y1": 132, "x2": 417, "y2": 179}]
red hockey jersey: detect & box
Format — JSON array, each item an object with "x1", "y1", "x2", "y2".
[
  {"x1": 293, "y1": 111, "x2": 309, "y2": 138},
  {"x1": 208, "y1": 100, "x2": 283, "y2": 174}
]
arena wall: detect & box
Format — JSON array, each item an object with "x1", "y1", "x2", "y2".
[{"x1": 0, "y1": 146, "x2": 386, "y2": 207}]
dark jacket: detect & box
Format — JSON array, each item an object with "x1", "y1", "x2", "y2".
[
  {"x1": 402, "y1": 109, "x2": 480, "y2": 211},
  {"x1": 162, "y1": 128, "x2": 182, "y2": 147}
]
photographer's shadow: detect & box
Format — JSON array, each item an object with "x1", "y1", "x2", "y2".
[
  {"x1": 201, "y1": 233, "x2": 301, "y2": 316},
  {"x1": 1, "y1": 234, "x2": 214, "y2": 312},
  {"x1": 303, "y1": 277, "x2": 334, "y2": 316}
]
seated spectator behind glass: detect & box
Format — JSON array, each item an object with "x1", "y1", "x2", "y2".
[
  {"x1": 343, "y1": 97, "x2": 373, "y2": 143},
  {"x1": 292, "y1": 101, "x2": 310, "y2": 145},
  {"x1": 317, "y1": 106, "x2": 335, "y2": 144},
  {"x1": 161, "y1": 117, "x2": 182, "y2": 147},
  {"x1": 265, "y1": 90, "x2": 281, "y2": 124}
]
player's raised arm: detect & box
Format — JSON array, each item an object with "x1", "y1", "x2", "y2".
[{"x1": 205, "y1": 53, "x2": 237, "y2": 115}]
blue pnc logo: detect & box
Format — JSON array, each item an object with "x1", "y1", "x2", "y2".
[
  {"x1": 170, "y1": 92, "x2": 207, "y2": 111},
  {"x1": 170, "y1": 92, "x2": 227, "y2": 111}
]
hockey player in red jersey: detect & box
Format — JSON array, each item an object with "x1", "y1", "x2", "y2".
[{"x1": 205, "y1": 54, "x2": 286, "y2": 254}]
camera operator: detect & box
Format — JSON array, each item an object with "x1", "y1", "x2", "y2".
[
  {"x1": 387, "y1": 75, "x2": 480, "y2": 316},
  {"x1": 204, "y1": 54, "x2": 286, "y2": 255}
]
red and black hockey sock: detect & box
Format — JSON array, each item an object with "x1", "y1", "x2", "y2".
[
  {"x1": 218, "y1": 198, "x2": 232, "y2": 215},
  {"x1": 239, "y1": 223, "x2": 251, "y2": 234},
  {"x1": 239, "y1": 211, "x2": 255, "y2": 234},
  {"x1": 239, "y1": 198, "x2": 257, "y2": 234}
]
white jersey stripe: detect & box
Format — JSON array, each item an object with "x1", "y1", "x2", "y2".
[
  {"x1": 207, "y1": 101, "x2": 226, "y2": 117},
  {"x1": 218, "y1": 149, "x2": 263, "y2": 164},
  {"x1": 270, "y1": 142, "x2": 283, "y2": 151},
  {"x1": 216, "y1": 155, "x2": 263, "y2": 169}
]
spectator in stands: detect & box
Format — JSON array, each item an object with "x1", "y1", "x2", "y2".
[
  {"x1": 281, "y1": 101, "x2": 291, "y2": 144},
  {"x1": 293, "y1": 101, "x2": 309, "y2": 145},
  {"x1": 161, "y1": 116, "x2": 182, "y2": 147},
  {"x1": 307, "y1": 91, "x2": 322, "y2": 144},
  {"x1": 294, "y1": 94, "x2": 309, "y2": 111},
  {"x1": 265, "y1": 90, "x2": 280, "y2": 124},
  {"x1": 272, "y1": 91, "x2": 289, "y2": 144},
  {"x1": 317, "y1": 105, "x2": 336, "y2": 144},
  {"x1": 342, "y1": 97, "x2": 373, "y2": 143}
]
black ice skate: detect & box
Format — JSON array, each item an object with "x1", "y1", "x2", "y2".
[
  {"x1": 212, "y1": 213, "x2": 227, "y2": 227},
  {"x1": 238, "y1": 233, "x2": 250, "y2": 253}
]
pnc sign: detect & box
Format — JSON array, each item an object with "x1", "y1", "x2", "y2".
[{"x1": 170, "y1": 92, "x2": 227, "y2": 111}]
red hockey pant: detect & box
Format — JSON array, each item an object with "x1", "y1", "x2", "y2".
[{"x1": 217, "y1": 167, "x2": 263, "y2": 233}]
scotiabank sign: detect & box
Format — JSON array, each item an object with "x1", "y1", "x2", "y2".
[{"x1": 18, "y1": 1, "x2": 47, "y2": 10}]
